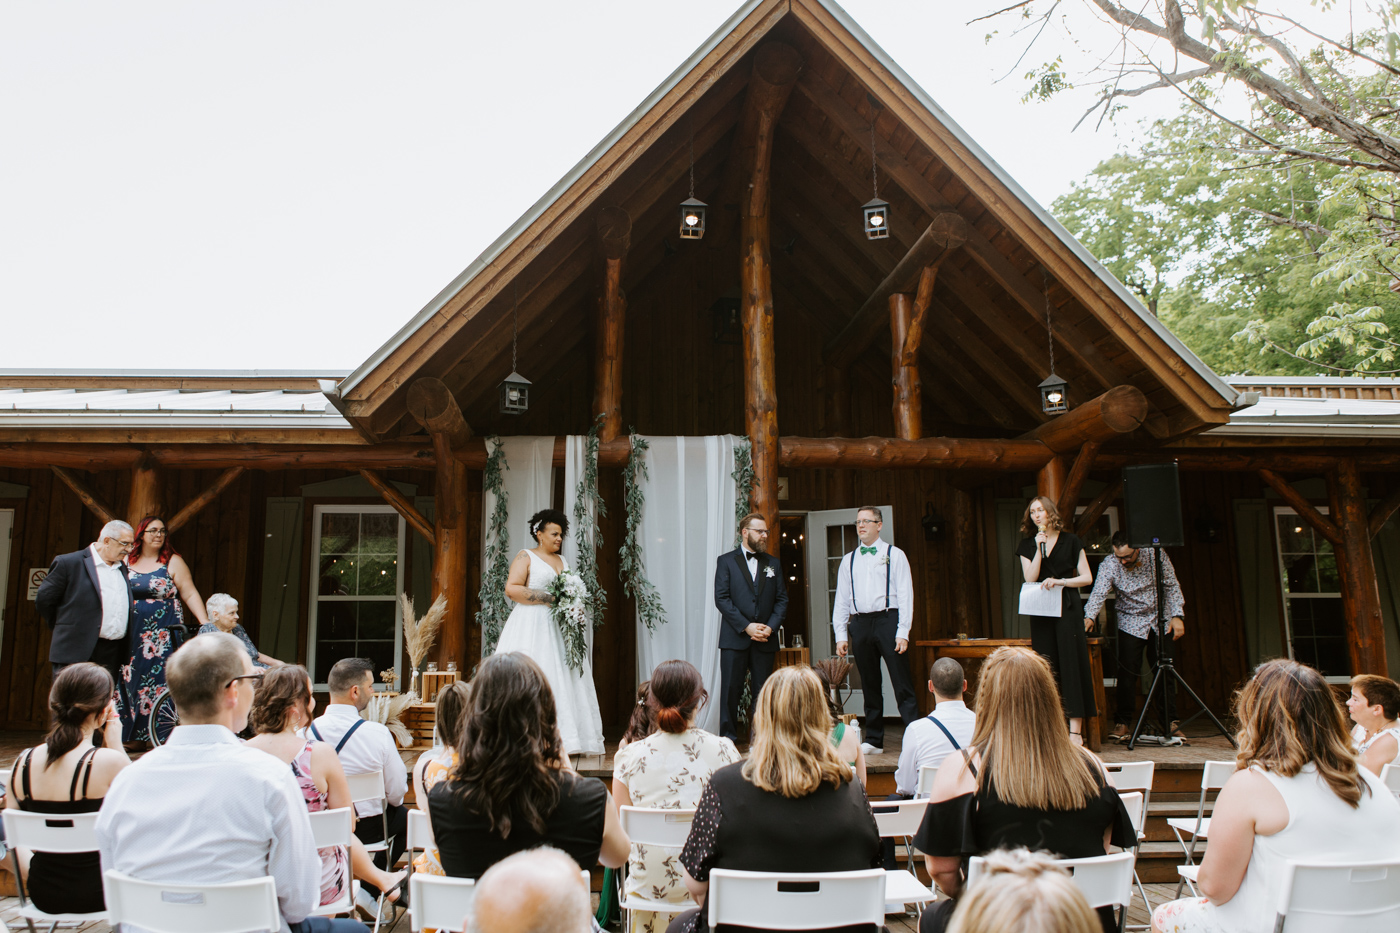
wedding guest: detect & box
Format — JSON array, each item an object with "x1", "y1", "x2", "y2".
[
  {"x1": 1152, "y1": 659, "x2": 1400, "y2": 933},
  {"x1": 913, "y1": 647, "x2": 1135, "y2": 933},
  {"x1": 614, "y1": 660, "x2": 740, "y2": 932},
  {"x1": 713, "y1": 513, "x2": 788, "y2": 742},
  {"x1": 617, "y1": 680, "x2": 656, "y2": 754},
  {"x1": 121, "y1": 516, "x2": 211, "y2": 745},
  {"x1": 4, "y1": 664, "x2": 128, "y2": 916},
  {"x1": 667, "y1": 666, "x2": 881, "y2": 933},
  {"x1": 95, "y1": 633, "x2": 368, "y2": 932},
  {"x1": 427, "y1": 651, "x2": 629, "y2": 878},
  {"x1": 412, "y1": 679, "x2": 472, "y2": 876},
  {"x1": 1347, "y1": 673, "x2": 1400, "y2": 776},
  {"x1": 248, "y1": 665, "x2": 407, "y2": 912},
  {"x1": 36, "y1": 520, "x2": 135, "y2": 683},
  {"x1": 947, "y1": 847, "x2": 1100, "y2": 933},
  {"x1": 472, "y1": 846, "x2": 593, "y2": 933},
  {"x1": 813, "y1": 663, "x2": 866, "y2": 787},
  {"x1": 200, "y1": 592, "x2": 284, "y2": 668}
]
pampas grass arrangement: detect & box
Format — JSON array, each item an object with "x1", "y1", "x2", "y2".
[
  {"x1": 401, "y1": 592, "x2": 447, "y2": 675},
  {"x1": 366, "y1": 692, "x2": 416, "y2": 748}
]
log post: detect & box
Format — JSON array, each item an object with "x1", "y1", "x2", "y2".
[
  {"x1": 1058, "y1": 442, "x2": 1101, "y2": 519},
  {"x1": 1038, "y1": 456, "x2": 1067, "y2": 505},
  {"x1": 128, "y1": 453, "x2": 161, "y2": 525},
  {"x1": 594, "y1": 207, "x2": 631, "y2": 442},
  {"x1": 406, "y1": 378, "x2": 473, "y2": 448},
  {"x1": 1020, "y1": 386, "x2": 1149, "y2": 454},
  {"x1": 889, "y1": 292, "x2": 921, "y2": 441},
  {"x1": 51, "y1": 467, "x2": 119, "y2": 525},
  {"x1": 167, "y1": 468, "x2": 245, "y2": 534},
  {"x1": 738, "y1": 43, "x2": 802, "y2": 531},
  {"x1": 1332, "y1": 460, "x2": 1388, "y2": 674}
]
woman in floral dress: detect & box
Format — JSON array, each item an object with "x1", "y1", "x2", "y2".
[
  {"x1": 612, "y1": 660, "x2": 739, "y2": 933},
  {"x1": 122, "y1": 516, "x2": 209, "y2": 744}
]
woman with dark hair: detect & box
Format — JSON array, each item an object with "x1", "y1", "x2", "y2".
[
  {"x1": 1348, "y1": 673, "x2": 1400, "y2": 776},
  {"x1": 614, "y1": 661, "x2": 739, "y2": 932},
  {"x1": 121, "y1": 515, "x2": 210, "y2": 745},
  {"x1": 1016, "y1": 496, "x2": 1095, "y2": 744},
  {"x1": 618, "y1": 680, "x2": 656, "y2": 753},
  {"x1": 493, "y1": 507, "x2": 604, "y2": 755},
  {"x1": 1153, "y1": 659, "x2": 1400, "y2": 933},
  {"x1": 427, "y1": 652, "x2": 629, "y2": 878},
  {"x1": 411, "y1": 679, "x2": 472, "y2": 876},
  {"x1": 4, "y1": 663, "x2": 128, "y2": 915}
]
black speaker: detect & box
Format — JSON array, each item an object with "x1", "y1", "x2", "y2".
[{"x1": 1123, "y1": 463, "x2": 1185, "y2": 548}]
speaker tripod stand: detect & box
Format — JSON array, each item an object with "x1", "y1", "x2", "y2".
[{"x1": 1126, "y1": 545, "x2": 1236, "y2": 751}]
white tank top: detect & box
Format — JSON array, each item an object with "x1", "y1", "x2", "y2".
[{"x1": 1358, "y1": 725, "x2": 1400, "y2": 767}]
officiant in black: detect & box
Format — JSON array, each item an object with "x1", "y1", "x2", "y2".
[
  {"x1": 1016, "y1": 495, "x2": 1097, "y2": 745},
  {"x1": 713, "y1": 512, "x2": 788, "y2": 741}
]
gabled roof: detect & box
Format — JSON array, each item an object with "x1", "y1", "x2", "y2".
[{"x1": 332, "y1": 0, "x2": 1238, "y2": 442}]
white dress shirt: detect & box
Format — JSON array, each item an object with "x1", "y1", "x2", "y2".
[
  {"x1": 894, "y1": 700, "x2": 976, "y2": 796},
  {"x1": 742, "y1": 547, "x2": 760, "y2": 581},
  {"x1": 831, "y1": 539, "x2": 914, "y2": 642},
  {"x1": 89, "y1": 543, "x2": 129, "y2": 640},
  {"x1": 308, "y1": 703, "x2": 408, "y2": 817},
  {"x1": 96, "y1": 724, "x2": 318, "y2": 933}
]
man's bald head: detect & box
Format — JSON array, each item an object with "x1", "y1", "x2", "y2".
[{"x1": 471, "y1": 847, "x2": 590, "y2": 933}]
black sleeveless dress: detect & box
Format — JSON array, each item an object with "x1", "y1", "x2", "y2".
[
  {"x1": 1016, "y1": 532, "x2": 1097, "y2": 718},
  {"x1": 10, "y1": 746, "x2": 106, "y2": 914}
]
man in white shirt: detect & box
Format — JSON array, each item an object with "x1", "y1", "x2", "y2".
[
  {"x1": 308, "y1": 657, "x2": 408, "y2": 904},
  {"x1": 832, "y1": 506, "x2": 918, "y2": 754},
  {"x1": 35, "y1": 519, "x2": 136, "y2": 683},
  {"x1": 96, "y1": 632, "x2": 368, "y2": 933}
]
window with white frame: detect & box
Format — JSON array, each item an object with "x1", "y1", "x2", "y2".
[
  {"x1": 1273, "y1": 506, "x2": 1347, "y2": 679},
  {"x1": 309, "y1": 505, "x2": 405, "y2": 687}
]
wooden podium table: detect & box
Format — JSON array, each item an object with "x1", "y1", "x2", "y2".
[{"x1": 914, "y1": 638, "x2": 1107, "y2": 751}]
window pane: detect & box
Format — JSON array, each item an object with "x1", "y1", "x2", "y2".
[
  {"x1": 359, "y1": 602, "x2": 396, "y2": 641},
  {"x1": 1080, "y1": 512, "x2": 1113, "y2": 557},
  {"x1": 1281, "y1": 554, "x2": 1320, "y2": 594},
  {"x1": 1276, "y1": 514, "x2": 1312, "y2": 554},
  {"x1": 827, "y1": 557, "x2": 841, "y2": 592},
  {"x1": 321, "y1": 513, "x2": 359, "y2": 555},
  {"x1": 1289, "y1": 598, "x2": 1348, "y2": 677},
  {"x1": 320, "y1": 602, "x2": 356, "y2": 640},
  {"x1": 318, "y1": 554, "x2": 354, "y2": 596},
  {"x1": 316, "y1": 640, "x2": 357, "y2": 679},
  {"x1": 361, "y1": 641, "x2": 396, "y2": 680},
  {"x1": 361, "y1": 514, "x2": 398, "y2": 554},
  {"x1": 1316, "y1": 552, "x2": 1340, "y2": 593},
  {"x1": 827, "y1": 524, "x2": 845, "y2": 555},
  {"x1": 357, "y1": 555, "x2": 397, "y2": 596}
]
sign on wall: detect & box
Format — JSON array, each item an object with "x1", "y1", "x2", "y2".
[{"x1": 27, "y1": 568, "x2": 48, "y2": 599}]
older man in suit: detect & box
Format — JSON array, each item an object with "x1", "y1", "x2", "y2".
[
  {"x1": 713, "y1": 512, "x2": 789, "y2": 741},
  {"x1": 36, "y1": 520, "x2": 137, "y2": 683}
]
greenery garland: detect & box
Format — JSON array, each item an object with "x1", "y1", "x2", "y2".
[
  {"x1": 731, "y1": 438, "x2": 755, "y2": 545},
  {"x1": 619, "y1": 433, "x2": 667, "y2": 633},
  {"x1": 477, "y1": 436, "x2": 512, "y2": 655},
  {"x1": 571, "y1": 416, "x2": 607, "y2": 629}
]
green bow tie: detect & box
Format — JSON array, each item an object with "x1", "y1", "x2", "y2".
[{"x1": 860, "y1": 545, "x2": 878, "y2": 555}]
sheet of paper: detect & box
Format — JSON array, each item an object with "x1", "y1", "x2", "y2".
[{"x1": 1018, "y1": 582, "x2": 1063, "y2": 617}]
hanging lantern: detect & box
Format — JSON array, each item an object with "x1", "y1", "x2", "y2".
[
  {"x1": 679, "y1": 197, "x2": 707, "y2": 240},
  {"x1": 863, "y1": 197, "x2": 890, "y2": 240},
  {"x1": 499, "y1": 371, "x2": 531, "y2": 415},
  {"x1": 1039, "y1": 373, "x2": 1068, "y2": 415}
]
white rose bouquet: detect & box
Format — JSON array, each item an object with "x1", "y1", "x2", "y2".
[{"x1": 549, "y1": 569, "x2": 591, "y2": 674}]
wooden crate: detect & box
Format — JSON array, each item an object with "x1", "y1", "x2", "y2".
[
  {"x1": 420, "y1": 670, "x2": 461, "y2": 702},
  {"x1": 401, "y1": 703, "x2": 437, "y2": 748}
]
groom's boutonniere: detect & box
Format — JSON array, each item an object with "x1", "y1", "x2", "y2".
[{"x1": 764, "y1": 566, "x2": 776, "y2": 578}]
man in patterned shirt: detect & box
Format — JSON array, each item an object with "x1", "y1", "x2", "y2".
[{"x1": 1083, "y1": 530, "x2": 1186, "y2": 741}]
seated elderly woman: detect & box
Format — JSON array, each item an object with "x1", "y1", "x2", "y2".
[
  {"x1": 667, "y1": 665, "x2": 882, "y2": 933},
  {"x1": 947, "y1": 848, "x2": 1101, "y2": 933},
  {"x1": 913, "y1": 647, "x2": 1135, "y2": 933},
  {"x1": 199, "y1": 593, "x2": 284, "y2": 668},
  {"x1": 1152, "y1": 659, "x2": 1400, "y2": 933},
  {"x1": 1348, "y1": 673, "x2": 1400, "y2": 777}
]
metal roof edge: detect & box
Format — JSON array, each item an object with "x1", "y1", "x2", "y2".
[
  {"x1": 0, "y1": 369, "x2": 349, "y2": 379},
  {"x1": 1224, "y1": 374, "x2": 1400, "y2": 385},
  {"x1": 336, "y1": 0, "x2": 776, "y2": 400}
]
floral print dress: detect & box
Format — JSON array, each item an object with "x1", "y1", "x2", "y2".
[
  {"x1": 290, "y1": 741, "x2": 351, "y2": 907},
  {"x1": 121, "y1": 564, "x2": 185, "y2": 743},
  {"x1": 612, "y1": 728, "x2": 740, "y2": 933}
]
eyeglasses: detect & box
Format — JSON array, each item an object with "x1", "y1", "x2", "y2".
[
  {"x1": 1116, "y1": 550, "x2": 1140, "y2": 564},
  {"x1": 111, "y1": 538, "x2": 135, "y2": 550},
  {"x1": 855, "y1": 519, "x2": 880, "y2": 525},
  {"x1": 226, "y1": 672, "x2": 265, "y2": 688},
  {"x1": 145, "y1": 528, "x2": 167, "y2": 536}
]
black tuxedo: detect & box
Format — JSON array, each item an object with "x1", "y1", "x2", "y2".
[
  {"x1": 36, "y1": 548, "x2": 134, "y2": 676},
  {"x1": 713, "y1": 546, "x2": 788, "y2": 740}
]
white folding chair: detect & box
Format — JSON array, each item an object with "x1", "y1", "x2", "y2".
[
  {"x1": 409, "y1": 873, "x2": 476, "y2": 933},
  {"x1": 103, "y1": 870, "x2": 280, "y2": 933},
  {"x1": 2, "y1": 809, "x2": 110, "y2": 933},
  {"x1": 870, "y1": 797, "x2": 930, "y2": 874},
  {"x1": 1106, "y1": 761, "x2": 1156, "y2": 928},
  {"x1": 345, "y1": 769, "x2": 392, "y2": 854},
  {"x1": 406, "y1": 808, "x2": 436, "y2": 877},
  {"x1": 915, "y1": 764, "x2": 939, "y2": 799},
  {"x1": 306, "y1": 807, "x2": 355, "y2": 918},
  {"x1": 1272, "y1": 859, "x2": 1400, "y2": 931},
  {"x1": 968, "y1": 852, "x2": 1135, "y2": 933},
  {"x1": 706, "y1": 868, "x2": 886, "y2": 931},
  {"x1": 1113, "y1": 792, "x2": 1152, "y2": 928},
  {"x1": 1168, "y1": 760, "x2": 1234, "y2": 897},
  {"x1": 1380, "y1": 762, "x2": 1400, "y2": 797},
  {"x1": 617, "y1": 806, "x2": 699, "y2": 927}
]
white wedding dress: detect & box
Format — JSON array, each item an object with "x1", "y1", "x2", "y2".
[{"x1": 493, "y1": 549, "x2": 605, "y2": 755}]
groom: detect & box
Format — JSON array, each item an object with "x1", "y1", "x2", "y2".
[{"x1": 713, "y1": 512, "x2": 788, "y2": 741}]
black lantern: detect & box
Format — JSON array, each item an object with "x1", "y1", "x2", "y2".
[
  {"x1": 863, "y1": 197, "x2": 890, "y2": 240},
  {"x1": 921, "y1": 504, "x2": 945, "y2": 541},
  {"x1": 499, "y1": 371, "x2": 531, "y2": 415},
  {"x1": 679, "y1": 197, "x2": 707, "y2": 240},
  {"x1": 1039, "y1": 373, "x2": 1068, "y2": 415}
]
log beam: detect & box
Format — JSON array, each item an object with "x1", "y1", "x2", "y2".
[
  {"x1": 739, "y1": 42, "x2": 802, "y2": 531},
  {"x1": 1368, "y1": 483, "x2": 1400, "y2": 539},
  {"x1": 405, "y1": 378, "x2": 472, "y2": 449},
  {"x1": 1076, "y1": 479, "x2": 1123, "y2": 538},
  {"x1": 826, "y1": 213, "x2": 970, "y2": 369},
  {"x1": 778, "y1": 436, "x2": 1053, "y2": 470},
  {"x1": 1021, "y1": 386, "x2": 1149, "y2": 454},
  {"x1": 51, "y1": 467, "x2": 119, "y2": 525},
  {"x1": 1257, "y1": 468, "x2": 1342, "y2": 546},
  {"x1": 1332, "y1": 460, "x2": 1389, "y2": 674},
  {"x1": 128, "y1": 454, "x2": 161, "y2": 526},
  {"x1": 358, "y1": 469, "x2": 435, "y2": 544},
  {"x1": 1058, "y1": 442, "x2": 1101, "y2": 518},
  {"x1": 167, "y1": 468, "x2": 244, "y2": 534},
  {"x1": 430, "y1": 433, "x2": 469, "y2": 670},
  {"x1": 593, "y1": 206, "x2": 631, "y2": 442},
  {"x1": 1037, "y1": 456, "x2": 1067, "y2": 504},
  {"x1": 889, "y1": 293, "x2": 920, "y2": 441}
]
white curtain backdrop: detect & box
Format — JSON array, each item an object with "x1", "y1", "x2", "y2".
[
  {"x1": 561, "y1": 435, "x2": 595, "y2": 657},
  {"x1": 481, "y1": 436, "x2": 556, "y2": 657},
  {"x1": 634, "y1": 435, "x2": 740, "y2": 735}
]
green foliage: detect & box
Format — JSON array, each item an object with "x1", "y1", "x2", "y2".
[
  {"x1": 476, "y1": 437, "x2": 511, "y2": 655},
  {"x1": 570, "y1": 415, "x2": 608, "y2": 629},
  {"x1": 620, "y1": 433, "x2": 667, "y2": 634},
  {"x1": 731, "y1": 439, "x2": 755, "y2": 546}
]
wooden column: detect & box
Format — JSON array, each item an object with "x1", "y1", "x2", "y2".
[
  {"x1": 1333, "y1": 460, "x2": 1388, "y2": 674},
  {"x1": 890, "y1": 262, "x2": 941, "y2": 441},
  {"x1": 1058, "y1": 442, "x2": 1100, "y2": 518},
  {"x1": 593, "y1": 206, "x2": 630, "y2": 441},
  {"x1": 1037, "y1": 456, "x2": 1067, "y2": 504},
  {"x1": 738, "y1": 42, "x2": 802, "y2": 531},
  {"x1": 128, "y1": 454, "x2": 161, "y2": 525}
]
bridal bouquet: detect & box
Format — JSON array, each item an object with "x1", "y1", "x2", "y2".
[{"x1": 549, "y1": 569, "x2": 590, "y2": 674}]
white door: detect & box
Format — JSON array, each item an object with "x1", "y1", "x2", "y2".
[
  {"x1": 0, "y1": 510, "x2": 12, "y2": 668},
  {"x1": 804, "y1": 506, "x2": 898, "y2": 717}
]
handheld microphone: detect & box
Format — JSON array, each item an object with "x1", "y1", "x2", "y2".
[{"x1": 1040, "y1": 540, "x2": 1048, "y2": 560}]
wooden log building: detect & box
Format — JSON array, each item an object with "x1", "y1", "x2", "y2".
[{"x1": 4, "y1": 0, "x2": 1400, "y2": 733}]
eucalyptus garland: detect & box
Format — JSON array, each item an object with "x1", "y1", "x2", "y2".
[
  {"x1": 731, "y1": 438, "x2": 755, "y2": 545},
  {"x1": 619, "y1": 433, "x2": 667, "y2": 633},
  {"x1": 571, "y1": 416, "x2": 608, "y2": 628},
  {"x1": 477, "y1": 436, "x2": 512, "y2": 654}
]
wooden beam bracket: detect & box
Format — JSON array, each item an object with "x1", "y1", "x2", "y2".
[
  {"x1": 1257, "y1": 468, "x2": 1342, "y2": 545},
  {"x1": 167, "y1": 468, "x2": 245, "y2": 534},
  {"x1": 51, "y1": 466, "x2": 119, "y2": 525},
  {"x1": 1058, "y1": 441, "x2": 1101, "y2": 518},
  {"x1": 1368, "y1": 483, "x2": 1400, "y2": 539},
  {"x1": 359, "y1": 469, "x2": 435, "y2": 543},
  {"x1": 406, "y1": 377, "x2": 472, "y2": 449},
  {"x1": 1075, "y1": 479, "x2": 1123, "y2": 538}
]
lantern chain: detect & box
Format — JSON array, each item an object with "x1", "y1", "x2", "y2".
[
  {"x1": 689, "y1": 130, "x2": 696, "y2": 200},
  {"x1": 512, "y1": 282, "x2": 519, "y2": 373},
  {"x1": 869, "y1": 113, "x2": 879, "y2": 199},
  {"x1": 1043, "y1": 269, "x2": 1055, "y2": 376}
]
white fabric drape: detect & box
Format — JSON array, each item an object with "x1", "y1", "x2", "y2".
[
  {"x1": 561, "y1": 435, "x2": 595, "y2": 656},
  {"x1": 634, "y1": 435, "x2": 740, "y2": 735},
  {"x1": 481, "y1": 436, "x2": 556, "y2": 657}
]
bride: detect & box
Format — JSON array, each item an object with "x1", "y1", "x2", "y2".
[{"x1": 495, "y1": 508, "x2": 605, "y2": 755}]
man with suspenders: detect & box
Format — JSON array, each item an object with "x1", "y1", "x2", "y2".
[{"x1": 832, "y1": 506, "x2": 919, "y2": 755}]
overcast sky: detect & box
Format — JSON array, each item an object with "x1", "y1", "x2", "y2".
[{"x1": 1, "y1": 0, "x2": 1183, "y2": 372}]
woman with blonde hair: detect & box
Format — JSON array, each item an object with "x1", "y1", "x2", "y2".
[
  {"x1": 1016, "y1": 496, "x2": 1095, "y2": 743},
  {"x1": 913, "y1": 647, "x2": 1134, "y2": 933},
  {"x1": 948, "y1": 848, "x2": 1100, "y2": 933},
  {"x1": 1152, "y1": 659, "x2": 1400, "y2": 933},
  {"x1": 666, "y1": 666, "x2": 880, "y2": 933}
]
